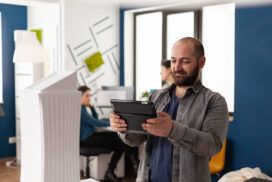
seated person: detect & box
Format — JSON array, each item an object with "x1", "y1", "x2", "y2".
[{"x1": 78, "y1": 86, "x2": 139, "y2": 182}]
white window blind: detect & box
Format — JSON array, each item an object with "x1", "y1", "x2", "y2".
[
  {"x1": 167, "y1": 12, "x2": 195, "y2": 59},
  {"x1": 136, "y1": 12, "x2": 162, "y2": 100},
  {"x1": 202, "y1": 3, "x2": 235, "y2": 112}
]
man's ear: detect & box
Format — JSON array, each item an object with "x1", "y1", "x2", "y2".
[{"x1": 199, "y1": 56, "x2": 206, "y2": 68}]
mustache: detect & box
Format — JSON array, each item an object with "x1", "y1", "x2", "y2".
[{"x1": 173, "y1": 70, "x2": 187, "y2": 75}]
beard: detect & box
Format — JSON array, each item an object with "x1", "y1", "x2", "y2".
[{"x1": 172, "y1": 65, "x2": 199, "y2": 87}]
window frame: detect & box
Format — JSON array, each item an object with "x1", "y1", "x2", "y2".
[{"x1": 133, "y1": 9, "x2": 201, "y2": 97}]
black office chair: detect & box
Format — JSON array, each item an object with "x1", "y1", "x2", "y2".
[{"x1": 80, "y1": 147, "x2": 111, "y2": 178}]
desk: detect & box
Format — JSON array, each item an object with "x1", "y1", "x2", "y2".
[
  {"x1": 96, "y1": 126, "x2": 113, "y2": 132},
  {"x1": 80, "y1": 178, "x2": 99, "y2": 182}
]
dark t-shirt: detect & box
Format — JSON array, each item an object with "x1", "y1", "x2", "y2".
[{"x1": 149, "y1": 89, "x2": 180, "y2": 182}]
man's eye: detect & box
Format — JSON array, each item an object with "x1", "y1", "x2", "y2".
[{"x1": 182, "y1": 60, "x2": 190, "y2": 64}]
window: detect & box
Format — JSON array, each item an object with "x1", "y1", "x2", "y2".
[
  {"x1": 202, "y1": 3, "x2": 235, "y2": 112},
  {"x1": 135, "y1": 12, "x2": 162, "y2": 100},
  {"x1": 133, "y1": 3, "x2": 235, "y2": 114},
  {"x1": 167, "y1": 12, "x2": 195, "y2": 59},
  {"x1": 0, "y1": 12, "x2": 3, "y2": 103}
]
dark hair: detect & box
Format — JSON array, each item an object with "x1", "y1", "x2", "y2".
[
  {"x1": 176, "y1": 37, "x2": 205, "y2": 61},
  {"x1": 77, "y1": 85, "x2": 90, "y2": 94},
  {"x1": 161, "y1": 59, "x2": 171, "y2": 68}
]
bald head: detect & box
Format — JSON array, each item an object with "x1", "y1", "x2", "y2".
[
  {"x1": 170, "y1": 37, "x2": 206, "y2": 87},
  {"x1": 173, "y1": 37, "x2": 205, "y2": 61}
]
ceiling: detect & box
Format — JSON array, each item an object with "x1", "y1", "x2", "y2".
[{"x1": 1, "y1": 0, "x2": 272, "y2": 9}]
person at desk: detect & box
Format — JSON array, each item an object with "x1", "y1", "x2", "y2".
[
  {"x1": 78, "y1": 86, "x2": 139, "y2": 182},
  {"x1": 161, "y1": 59, "x2": 175, "y2": 89}
]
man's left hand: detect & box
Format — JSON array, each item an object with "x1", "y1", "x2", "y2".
[{"x1": 142, "y1": 112, "x2": 173, "y2": 137}]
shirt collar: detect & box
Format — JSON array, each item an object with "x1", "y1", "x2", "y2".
[
  {"x1": 190, "y1": 80, "x2": 203, "y2": 94},
  {"x1": 166, "y1": 80, "x2": 203, "y2": 94}
]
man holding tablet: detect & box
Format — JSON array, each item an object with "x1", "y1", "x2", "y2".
[{"x1": 109, "y1": 37, "x2": 229, "y2": 182}]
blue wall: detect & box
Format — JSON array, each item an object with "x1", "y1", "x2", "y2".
[
  {"x1": 119, "y1": 8, "x2": 137, "y2": 86},
  {"x1": 0, "y1": 4, "x2": 27, "y2": 158},
  {"x1": 224, "y1": 5, "x2": 272, "y2": 176},
  {"x1": 119, "y1": 8, "x2": 125, "y2": 86}
]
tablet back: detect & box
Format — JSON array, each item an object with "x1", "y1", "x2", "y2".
[{"x1": 110, "y1": 99, "x2": 157, "y2": 134}]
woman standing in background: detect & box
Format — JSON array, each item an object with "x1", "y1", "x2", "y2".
[{"x1": 161, "y1": 59, "x2": 174, "y2": 89}]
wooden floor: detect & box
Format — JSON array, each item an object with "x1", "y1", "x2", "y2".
[
  {"x1": 0, "y1": 158, "x2": 20, "y2": 182},
  {"x1": 0, "y1": 158, "x2": 135, "y2": 182}
]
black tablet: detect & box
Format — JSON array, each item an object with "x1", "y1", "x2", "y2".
[{"x1": 110, "y1": 99, "x2": 157, "y2": 134}]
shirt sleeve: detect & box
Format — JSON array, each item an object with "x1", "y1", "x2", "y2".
[
  {"x1": 168, "y1": 93, "x2": 229, "y2": 157},
  {"x1": 117, "y1": 92, "x2": 157, "y2": 146},
  {"x1": 82, "y1": 109, "x2": 110, "y2": 128},
  {"x1": 118, "y1": 132, "x2": 148, "y2": 147}
]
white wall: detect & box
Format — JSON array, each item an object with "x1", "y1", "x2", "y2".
[
  {"x1": 64, "y1": 1, "x2": 120, "y2": 96},
  {"x1": 15, "y1": 1, "x2": 62, "y2": 164},
  {"x1": 28, "y1": 1, "x2": 63, "y2": 75}
]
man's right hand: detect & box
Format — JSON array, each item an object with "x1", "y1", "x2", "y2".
[{"x1": 109, "y1": 112, "x2": 127, "y2": 132}]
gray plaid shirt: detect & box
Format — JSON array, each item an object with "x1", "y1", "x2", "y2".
[{"x1": 119, "y1": 81, "x2": 229, "y2": 182}]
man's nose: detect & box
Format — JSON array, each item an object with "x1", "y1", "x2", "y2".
[
  {"x1": 176, "y1": 60, "x2": 185, "y2": 67},
  {"x1": 174, "y1": 63, "x2": 183, "y2": 71}
]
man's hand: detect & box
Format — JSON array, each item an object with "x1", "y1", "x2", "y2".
[
  {"x1": 109, "y1": 112, "x2": 127, "y2": 132},
  {"x1": 142, "y1": 112, "x2": 173, "y2": 137}
]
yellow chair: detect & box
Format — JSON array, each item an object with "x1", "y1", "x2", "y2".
[{"x1": 209, "y1": 140, "x2": 227, "y2": 175}]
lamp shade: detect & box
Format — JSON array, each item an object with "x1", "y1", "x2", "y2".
[{"x1": 13, "y1": 30, "x2": 48, "y2": 63}]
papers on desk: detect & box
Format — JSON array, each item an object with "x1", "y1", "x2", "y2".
[
  {"x1": 80, "y1": 178, "x2": 100, "y2": 182},
  {"x1": 96, "y1": 126, "x2": 114, "y2": 132}
]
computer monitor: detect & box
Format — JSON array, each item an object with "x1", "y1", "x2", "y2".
[
  {"x1": 96, "y1": 86, "x2": 134, "y2": 107},
  {"x1": 95, "y1": 86, "x2": 134, "y2": 118}
]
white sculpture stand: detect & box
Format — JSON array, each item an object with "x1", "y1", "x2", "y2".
[{"x1": 19, "y1": 72, "x2": 82, "y2": 182}]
